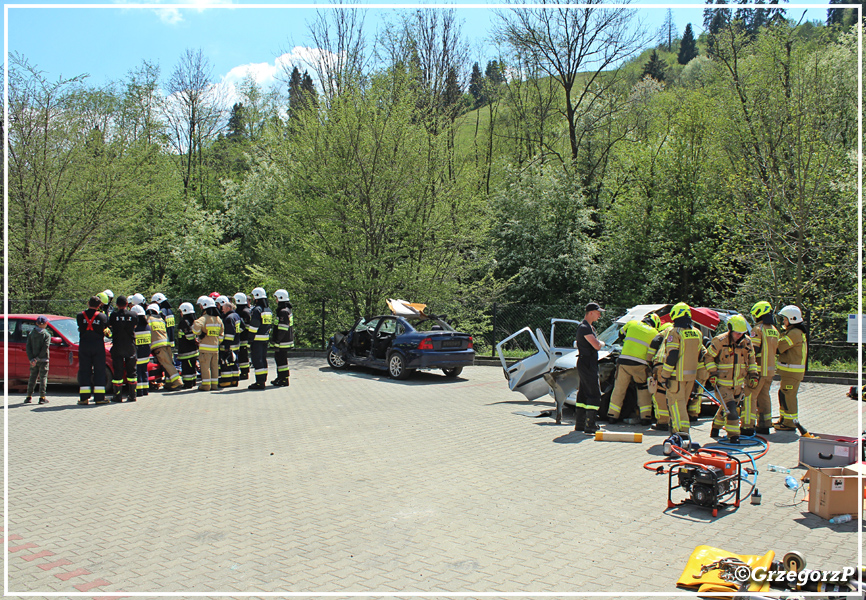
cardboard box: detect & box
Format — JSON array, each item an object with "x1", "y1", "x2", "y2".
[
  {"x1": 807, "y1": 466, "x2": 865, "y2": 520},
  {"x1": 799, "y1": 433, "x2": 858, "y2": 468}
]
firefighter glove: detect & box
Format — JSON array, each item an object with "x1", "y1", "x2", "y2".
[
  {"x1": 708, "y1": 375, "x2": 717, "y2": 387},
  {"x1": 748, "y1": 375, "x2": 759, "y2": 389}
]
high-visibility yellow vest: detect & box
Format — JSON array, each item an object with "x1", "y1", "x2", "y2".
[{"x1": 620, "y1": 320, "x2": 658, "y2": 365}]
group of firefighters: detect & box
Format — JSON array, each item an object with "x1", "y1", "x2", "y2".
[
  {"x1": 602, "y1": 301, "x2": 807, "y2": 443},
  {"x1": 75, "y1": 287, "x2": 294, "y2": 405}
]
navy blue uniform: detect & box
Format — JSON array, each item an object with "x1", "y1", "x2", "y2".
[{"x1": 77, "y1": 308, "x2": 109, "y2": 403}]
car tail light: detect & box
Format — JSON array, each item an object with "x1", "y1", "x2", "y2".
[
  {"x1": 468, "y1": 336, "x2": 473, "y2": 349},
  {"x1": 418, "y1": 337, "x2": 434, "y2": 350}
]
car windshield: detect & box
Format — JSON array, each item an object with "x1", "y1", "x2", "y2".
[
  {"x1": 597, "y1": 322, "x2": 623, "y2": 349},
  {"x1": 49, "y1": 318, "x2": 79, "y2": 344}
]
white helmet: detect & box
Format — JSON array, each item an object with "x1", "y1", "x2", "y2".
[
  {"x1": 146, "y1": 303, "x2": 160, "y2": 315},
  {"x1": 778, "y1": 305, "x2": 803, "y2": 324},
  {"x1": 196, "y1": 295, "x2": 209, "y2": 307},
  {"x1": 233, "y1": 292, "x2": 248, "y2": 305},
  {"x1": 179, "y1": 302, "x2": 195, "y2": 315},
  {"x1": 131, "y1": 305, "x2": 145, "y2": 316},
  {"x1": 151, "y1": 292, "x2": 167, "y2": 304},
  {"x1": 129, "y1": 293, "x2": 145, "y2": 306},
  {"x1": 215, "y1": 295, "x2": 230, "y2": 307},
  {"x1": 251, "y1": 287, "x2": 267, "y2": 300},
  {"x1": 199, "y1": 296, "x2": 216, "y2": 310},
  {"x1": 103, "y1": 289, "x2": 114, "y2": 300},
  {"x1": 273, "y1": 289, "x2": 290, "y2": 302}
]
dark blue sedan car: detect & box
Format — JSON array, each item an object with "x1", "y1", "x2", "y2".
[{"x1": 326, "y1": 314, "x2": 475, "y2": 379}]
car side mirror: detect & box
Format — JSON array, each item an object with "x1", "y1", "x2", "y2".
[{"x1": 50, "y1": 336, "x2": 65, "y2": 346}]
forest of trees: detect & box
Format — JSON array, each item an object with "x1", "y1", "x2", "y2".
[{"x1": 7, "y1": 3, "x2": 859, "y2": 363}]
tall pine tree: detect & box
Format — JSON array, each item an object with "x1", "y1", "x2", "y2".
[
  {"x1": 469, "y1": 62, "x2": 483, "y2": 107},
  {"x1": 678, "y1": 23, "x2": 699, "y2": 64},
  {"x1": 641, "y1": 50, "x2": 667, "y2": 82}
]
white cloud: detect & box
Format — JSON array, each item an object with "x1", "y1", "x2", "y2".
[
  {"x1": 155, "y1": 7, "x2": 183, "y2": 25},
  {"x1": 113, "y1": 0, "x2": 233, "y2": 26},
  {"x1": 224, "y1": 62, "x2": 279, "y2": 89},
  {"x1": 219, "y1": 46, "x2": 338, "y2": 104}
]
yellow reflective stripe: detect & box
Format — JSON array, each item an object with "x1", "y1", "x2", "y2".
[
  {"x1": 151, "y1": 340, "x2": 169, "y2": 349},
  {"x1": 199, "y1": 344, "x2": 220, "y2": 352}
]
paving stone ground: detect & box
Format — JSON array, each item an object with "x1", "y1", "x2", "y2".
[{"x1": 4, "y1": 357, "x2": 863, "y2": 597}]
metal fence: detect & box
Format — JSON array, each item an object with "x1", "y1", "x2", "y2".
[{"x1": 7, "y1": 297, "x2": 856, "y2": 367}]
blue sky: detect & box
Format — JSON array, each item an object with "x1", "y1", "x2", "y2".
[{"x1": 7, "y1": 1, "x2": 831, "y2": 97}]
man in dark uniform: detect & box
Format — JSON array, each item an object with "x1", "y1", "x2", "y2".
[
  {"x1": 132, "y1": 305, "x2": 151, "y2": 397},
  {"x1": 575, "y1": 302, "x2": 605, "y2": 435},
  {"x1": 234, "y1": 292, "x2": 251, "y2": 380},
  {"x1": 176, "y1": 302, "x2": 200, "y2": 389},
  {"x1": 271, "y1": 289, "x2": 294, "y2": 387},
  {"x1": 77, "y1": 296, "x2": 110, "y2": 405},
  {"x1": 107, "y1": 295, "x2": 138, "y2": 402},
  {"x1": 247, "y1": 287, "x2": 273, "y2": 390}
]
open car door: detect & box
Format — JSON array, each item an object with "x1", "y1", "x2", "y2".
[{"x1": 496, "y1": 327, "x2": 556, "y2": 401}]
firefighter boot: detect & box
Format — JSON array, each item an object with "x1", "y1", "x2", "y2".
[
  {"x1": 573, "y1": 407, "x2": 585, "y2": 432},
  {"x1": 584, "y1": 410, "x2": 600, "y2": 436},
  {"x1": 248, "y1": 374, "x2": 267, "y2": 390}
]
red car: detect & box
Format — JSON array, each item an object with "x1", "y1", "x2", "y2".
[{"x1": 2, "y1": 314, "x2": 114, "y2": 392}]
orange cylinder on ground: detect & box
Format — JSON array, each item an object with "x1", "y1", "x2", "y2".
[{"x1": 594, "y1": 431, "x2": 643, "y2": 443}]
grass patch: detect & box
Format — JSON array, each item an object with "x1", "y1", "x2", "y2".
[{"x1": 808, "y1": 359, "x2": 858, "y2": 373}]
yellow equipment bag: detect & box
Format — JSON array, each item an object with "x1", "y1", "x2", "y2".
[{"x1": 677, "y1": 545, "x2": 775, "y2": 593}]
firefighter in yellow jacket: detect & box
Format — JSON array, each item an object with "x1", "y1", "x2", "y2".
[
  {"x1": 648, "y1": 322, "x2": 672, "y2": 431},
  {"x1": 743, "y1": 301, "x2": 779, "y2": 435},
  {"x1": 146, "y1": 304, "x2": 183, "y2": 390},
  {"x1": 192, "y1": 296, "x2": 225, "y2": 391},
  {"x1": 608, "y1": 313, "x2": 659, "y2": 424},
  {"x1": 706, "y1": 314, "x2": 758, "y2": 444},
  {"x1": 657, "y1": 303, "x2": 703, "y2": 441},
  {"x1": 775, "y1": 305, "x2": 808, "y2": 430}
]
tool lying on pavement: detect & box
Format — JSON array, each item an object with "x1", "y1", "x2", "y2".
[
  {"x1": 594, "y1": 431, "x2": 642, "y2": 443},
  {"x1": 678, "y1": 545, "x2": 864, "y2": 596}
]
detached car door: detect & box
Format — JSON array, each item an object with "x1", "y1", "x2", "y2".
[{"x1": 496, "y1": 327, "x2": 554, "y2": 401}]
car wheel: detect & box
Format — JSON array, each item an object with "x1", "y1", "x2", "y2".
[
  {"x1": 442, "y1": 367, "x2": 463, "y2": 378},
  {"x1": 388, "y1": 353, "x2": 411, "y2": 380},
  {"x1": 327, "y1": 348, "x2": 347, "y2": 369}
]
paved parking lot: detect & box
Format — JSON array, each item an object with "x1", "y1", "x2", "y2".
[{"x1": 5, "y1": 357, "x2": 863, "y2": 596}]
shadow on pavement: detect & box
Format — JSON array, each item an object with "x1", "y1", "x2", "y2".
[
  {"x1": 553, "y1": 430, "x2": 593, "y2": 444},
  {"x1": 663, "y1": 504, "x2": 740, "y2": 522},
  {"x1": 792, "y1": 513, "x2": 860, "y2": 531},
  {"x1": 317, "y1": 365, "x2": 467, "y2": 385}
]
